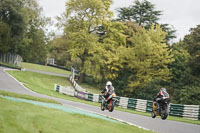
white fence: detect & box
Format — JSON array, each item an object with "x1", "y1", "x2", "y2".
[{"x1": 0, "y1": 53, "x2": 23, "y2": 67}]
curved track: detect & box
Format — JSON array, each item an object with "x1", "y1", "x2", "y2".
[{"x1": 0, "y1": 66, "x2": 200, "y2": 133}]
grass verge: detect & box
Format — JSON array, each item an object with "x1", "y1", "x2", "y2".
[
  {"x1": 0, "y1": 62, "x2": 21, "y2": 69},
  {"x1": 22, "y1": 62, "x2": 71, "y2": 75},
  {"x1": 0, "y1": 90, "x2": 59, "y2": 104},
  {"x1": 7, "y1": 70, "x2": 200, "y2": 125},
  {"x1": 6, "y1": 70, "x2": 99, "y2": 106},
  {"x1": 0, "y1": 97, "x2": 154, "y2": 133}
]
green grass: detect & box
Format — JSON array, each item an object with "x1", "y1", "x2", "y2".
[
  {"x1": 80, "y1": 83, "x2": 101, "y2": 94},
  {"x1": 6, "y1": 70, "x2": 100, "y2": 106},
  {"x1": 0, "y1": 62, "x2": 21, "y2": 69},
  {"x1": 0, "y1": 97, "x2": 154, "y2": 133},
  {"x1": 22, "y1": 62, "x2": 71, "y2": 75},
  {"x1": 0, "y1": 90, "x2": 59, "y2": 104},
  {"x1": 7, "y1": 70, "x2": 200, "y2": 125}
]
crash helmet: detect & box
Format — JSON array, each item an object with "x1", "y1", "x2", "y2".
[
  {"x1": 161, "y1": 88, "x2": 166, "y2": 92},
  {"x1": 106, "y1": 81, "x2": 112, "y2": 86}
]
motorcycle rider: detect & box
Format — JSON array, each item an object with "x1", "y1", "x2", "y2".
[
  {"x1": 153, "y1": 88, "x2": 170, "y2": 110},
  {"x1": 101, "y1": 81, "x2": 115, "y2": 102}
]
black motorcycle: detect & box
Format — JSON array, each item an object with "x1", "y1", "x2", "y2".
[{"x1": 152, "y1": 97, "x2": 170, "y2": 120}]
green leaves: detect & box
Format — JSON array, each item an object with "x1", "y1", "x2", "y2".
[
  {"x1": 0, "y1": 21, "x2": 11, "y2": 53},
  {"x1": 117, "y1": 0, "x2": 176, "y2": 44},
  {"x1": 125, "y1": 25, "x2": 173, "y2": 89}
]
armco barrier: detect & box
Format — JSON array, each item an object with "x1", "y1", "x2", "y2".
[
  {"x1": 119, "y1": 97, "x2": 129, "y2": 108},
  {"x1": 77, "y1": 91, "x2": 87, "y2": 100},
  {"x1": 199, "y1": 107, "x2": 200, "y2": 120},
  {"x1": 146, "y1": 100, "x2": 153, "y2": 113},
  {"x1": 93, "y1": 94, "x2": 100, "y2": 102},
  {"x1": 183, "y1": 105, "x2": 200, "y2": 120},
  {"x1": 54, "y1": 84, "x2": 74, "y2": 96},
  {"x1": 60, "y1": 86, "x2": 75, "y2": 96},
  {"x1": 169, "y1": 104, "x2": 184, "y2": 117},
  {"x1": 127, "y1": 98, "x2": 137, "y2": 110},
  {"x1": 56, "y1": 78, "x2": 200, "y2": 120},
  {"x1": 98, "y1": 94, "x2": 102, "y2": 103},
  {"x1": 136, "y1": 99, "x2": 147, "y2": 112},
  {"x1": 88, "y1": 93, "x2": 93, "y2": 101},
  {"x1": 54, "y1": 84, "x2": 60, "y2": 92}
]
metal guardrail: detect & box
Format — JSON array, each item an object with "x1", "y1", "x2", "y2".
[{"x1": 55, "y1": 75, "x2": 200, "y2": 120}]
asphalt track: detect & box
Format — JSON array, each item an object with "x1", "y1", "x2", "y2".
[{"x1": 0, "y1": 66, "x2": 200, "y2": 133}]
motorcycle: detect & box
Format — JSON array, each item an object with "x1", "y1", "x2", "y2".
[
  {"x1": 152, "y1": 97, "x2": 170, "y2": 120},
  {"x1": 101, "y1": 90, "x2": 117, "y2": 112}
]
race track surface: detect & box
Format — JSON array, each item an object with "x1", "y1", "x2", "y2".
[{"x1": 0, "y1": 66, "x2": 199, "y2": 133}]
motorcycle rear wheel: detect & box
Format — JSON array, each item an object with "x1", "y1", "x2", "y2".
[{"x1": 101, "y1": 102, "x2": 105, "y2": 111}]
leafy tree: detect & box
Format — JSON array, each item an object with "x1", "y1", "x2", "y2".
[
  {"x1": 117, "y1": 0, "x2": 176, "y2": 43},
  {"x1": 0, "y1": 0, "x2": 25, "y2": 53},
  {"x1": 124, "y1": 25, "x2": 173, "y2": 92},
  {"x1": 168, "y1": 25, "x2": 200, "y2": 105},
  {"x1": 63, "y1": 0, "x2": 114, "y2": 82},
  {"x1": 48, "y1": 36, "x2": 70, "y2": 66},
  {"x1": 117, "y1": 0, "x2": 161, "y2": 29},
  {"x1": 18, "y1": 0, "x2": 51, "y2": 63},
  {"x1": 182, "y1": 25, "x2": 200, "y2": 78},
  {"x1": 0, "y1": 21, "x2": 11, "y2": 53}
]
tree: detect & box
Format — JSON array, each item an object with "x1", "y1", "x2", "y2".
[
  {"x1": 167, "y1": 25, "x2": 200, "y2": 105},
  {"x1": 182, "y1": 25, "x2": 200, "y2": 78},
  {"x1": 117, "y1": 0, "x2": 176, "y2": 43},
  {"x1": 63, "y1": 0, "x2": 113, "y2": 82},
  {"x1": 18, "y1": 0, "x2": 51, "y2": 63},
  {"x1": 117, "y1": 0, "x2": 161, "y2": 29},
  {"x1": 0, "y1": 0, "x2": 25, "y2": 53},
  {"x1": 0, "y1": 21, "x2": 11, "y2": 53},
  {"x1": 124, "y1": 25, "x2": 173, "y2": 92}
]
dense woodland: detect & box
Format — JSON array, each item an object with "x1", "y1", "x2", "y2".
[{"x1": 0, "y1": 0, "x2": 199, "y2": 105}]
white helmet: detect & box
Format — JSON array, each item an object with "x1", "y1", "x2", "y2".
[
  {"x1": 106, "y1": 81, "x2": 112, "y2": 86},
  {"x1": 161, "y1": 88, "x2": 166, "y2": 91}
]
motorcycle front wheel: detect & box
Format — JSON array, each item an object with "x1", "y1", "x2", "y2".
[
  {"x1": 101, "y1": 102, "x2": 105, "y2": 111},
  {"x1": 161, "y1": 104, "x2": 168, "y2": 120},
  {"x1": 151, "y1": 111, "x2": 156, "y2": 118},
  {"x1": 108, "y1": 100, "x2": 114, "y2": 112}
]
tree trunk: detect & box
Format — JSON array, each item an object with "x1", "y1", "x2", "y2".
[{"x1": 79, "y1": 72, "x2": 85, "y2": 83}]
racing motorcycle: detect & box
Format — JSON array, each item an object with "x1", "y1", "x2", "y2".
[
  {"x1": 101, "y1": 90, "x2": 117, "y2": 112},
  {"x1": 152, "y1": 97, "x2": 170, "y2": 120}
]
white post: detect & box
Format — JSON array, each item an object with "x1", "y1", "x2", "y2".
[{"x1": 71, "y1": 67, "x2": 75, "y2": 80}]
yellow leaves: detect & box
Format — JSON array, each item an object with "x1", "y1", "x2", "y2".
[{"x1": 127, "y1": 24, "x2": 173, "y2": 89}]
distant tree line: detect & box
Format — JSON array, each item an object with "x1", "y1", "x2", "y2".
[{"x1": 1, "y1": 0, "x2": 199, "y2": 105}]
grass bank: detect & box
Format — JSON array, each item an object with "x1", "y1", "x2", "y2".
[
  {"x1": 6, "y1": 70, "x2": 99, "y2": 106},
  {"x1": 22, "y1": 62, "x2": 71, "y2": 75},
  {"x1": 7, "y1": 70, "x2": 200, "y2": 125},
  {"x1": 0, "y1": 97, "x2": 154, "y2": 133},
  {"x1": 0, "y1": 90, "x2": 59, "y2": 104},
  {"x1": 0, "y1": 62, "x2": 21, "y2": 69}
]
